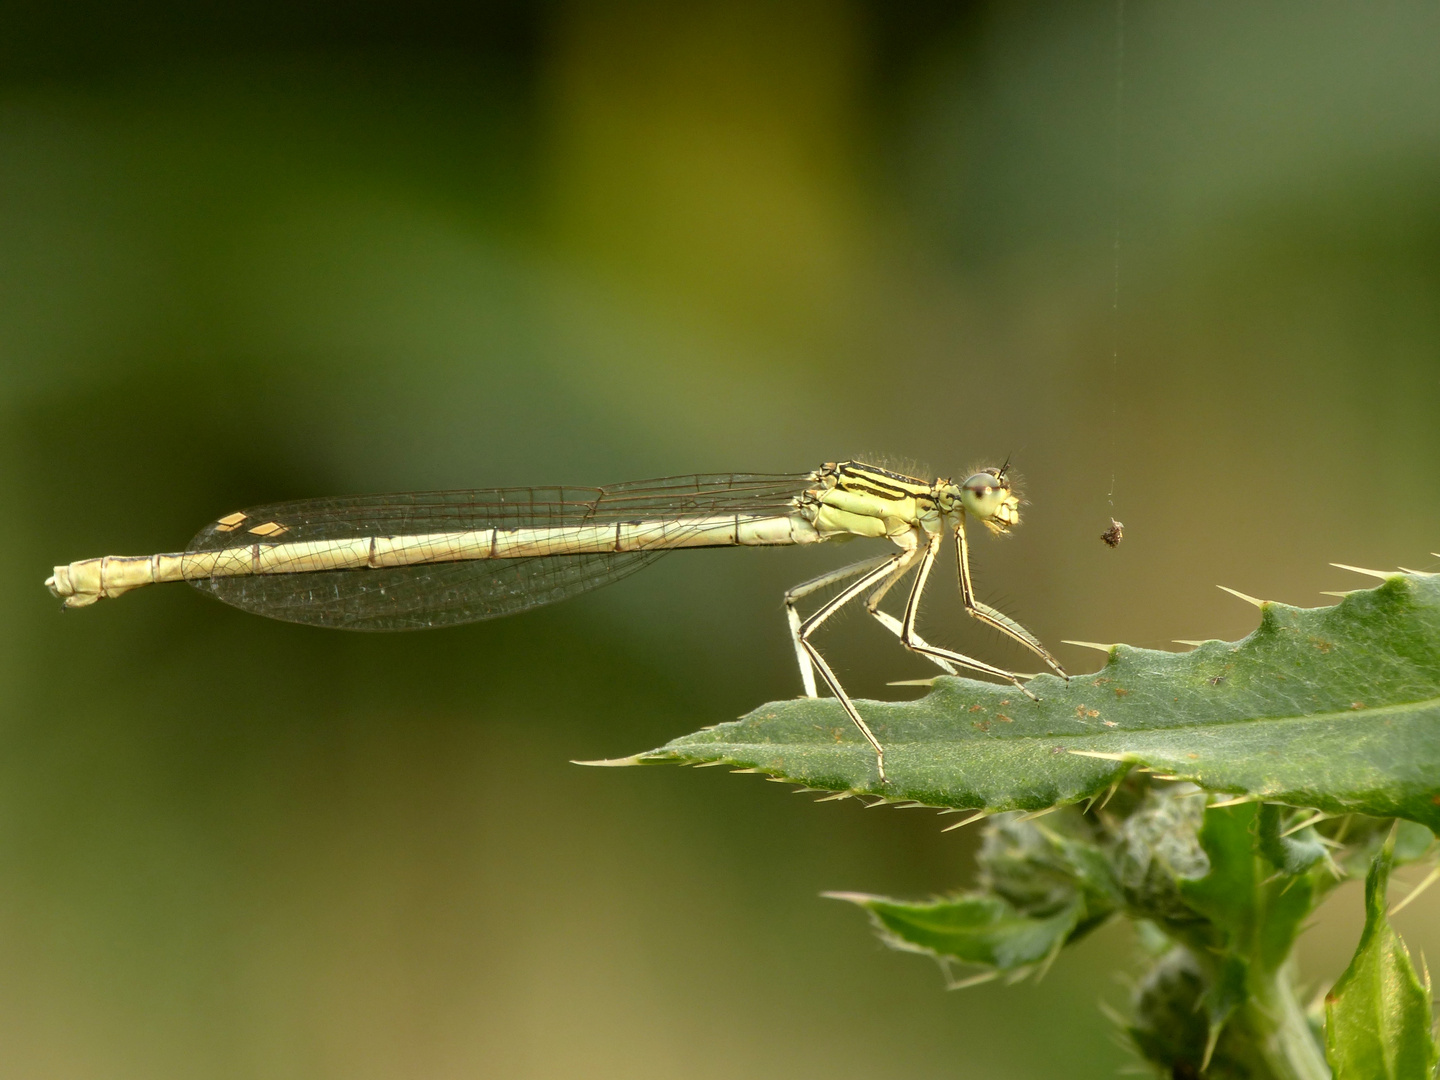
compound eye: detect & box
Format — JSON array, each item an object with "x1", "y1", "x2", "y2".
[
  {"x1": 961, "y1": 471, "x2": 1001, "y2": 493},
  {"x1": 960, "y1": 477, "x2": 1005, "y2": 518}
]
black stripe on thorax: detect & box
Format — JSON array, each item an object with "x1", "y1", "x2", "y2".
[
  {"x1": 841, "y1": 461, "x2": 929, "y2": 486},
  {"x1": 836, "y1": 462, "x2": 934, "y2": 502}
]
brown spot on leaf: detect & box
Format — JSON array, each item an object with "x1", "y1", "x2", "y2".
[
  {"x1": 996, "y1": 713, "x2": 1013, "y2": 723},
  {"x1": 972, "y1": 719, "x2": 991, "y2": 732}
]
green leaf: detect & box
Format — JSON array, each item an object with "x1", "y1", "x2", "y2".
[
  {"x1": 620, "y1": 574, "x2": 1440, "y2": 828},
  {"x1": 827, "y1": 892, "x2": 1085, "y2": 973},
  {"x1": 826, "y1": 809, "x2": 1119, "y2": 976},
  {"x1": 1325, "y1": 826, "x2": 1439, "y2": 1079}
]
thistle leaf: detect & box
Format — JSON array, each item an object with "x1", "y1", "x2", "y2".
[
  {"x1": 620, "y1": 574, "x2": 1440, "y2": 829},
  {"x1": 825, "y1": 809, "x2": 1119, "y2": 975},
  {"x1": 1325, "y1": 826, "x2": 1439, "y2": 1079}
]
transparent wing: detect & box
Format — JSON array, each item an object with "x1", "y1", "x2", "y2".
[{"x1": 186, "y1": 473, "x2": 814, "y2": 631}]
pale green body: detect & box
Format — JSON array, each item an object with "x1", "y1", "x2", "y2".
[{"x1": 46, "y1": 460, "x2": 1064, "y2": 781}]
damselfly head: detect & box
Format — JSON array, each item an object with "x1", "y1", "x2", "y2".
[{"x1": 959, "y1": 469, "x2": 1021, "y2": 533}]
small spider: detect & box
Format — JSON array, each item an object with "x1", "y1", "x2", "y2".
[{"x1": 1100, "y1": 518, "x2": 1124, "y2": 547}]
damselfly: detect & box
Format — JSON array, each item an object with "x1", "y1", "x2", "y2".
[{"x1": 46, "y1": 460, "x2": 1066, "y2": 780}]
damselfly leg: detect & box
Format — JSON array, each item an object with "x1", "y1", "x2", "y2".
[
  {"x1": 898, "y1": 531, "x2": 1040, "y2": 700},
  {"x1": 791, "y1": 549, "x2": 916, "y2": 781},
  {"x1": 784, "y1": 515, "x2": 1068, "y2": 780},
  {"x1": 955, "y1": 519, "x2": 1067, "y2": 677},
  {"x1": 784, "y1": 553, "x2": 962, "y2": 698},
  {"x1": 784, "y1": 554, "x2": 895, "y2": 698}
]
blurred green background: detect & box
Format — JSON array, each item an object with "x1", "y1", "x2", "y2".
[{"x1": 4, "y1": 1, "x2": 1439, "y2": 1076}]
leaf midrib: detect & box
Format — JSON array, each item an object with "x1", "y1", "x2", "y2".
[{"x1": 663, "y1": 692, "x2": 1440, "y2": 751}]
